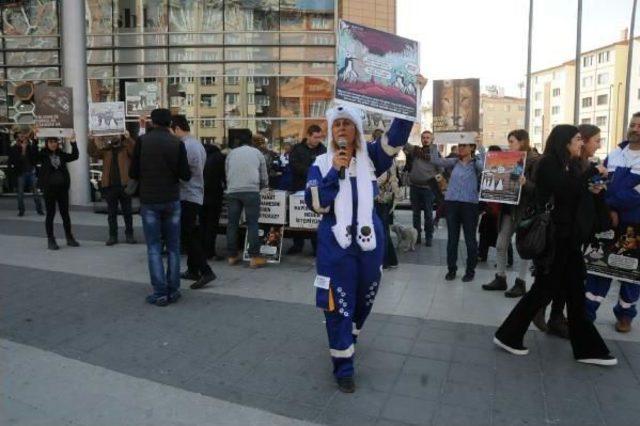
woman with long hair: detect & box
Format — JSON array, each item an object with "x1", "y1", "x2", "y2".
[
  {"x1": 482, "y1": 130, "x2": 540, "y2": 298},
  {"x1": 305, "y1": 96, "x2": 418, "y2": 392},
  {"x1": 494, "y1": 125, "x2": 617, "y2": 366}
]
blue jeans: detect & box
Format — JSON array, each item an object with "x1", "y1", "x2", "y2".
[
  {"x1": 141, "y1": 201, "x2": 181, "y2": 297},
  {"x1": 16, "y1": 171, "x2": 42, "y2": 213},
  {"x1": 226, "y1": 192, "x2": 260, "y2": 256},
  {"x1": 445, "y1": 201, "x2": 479, "y2": 273},
  {"x1": 410, "y1": 185, "x2": 435, "y2": 241}
]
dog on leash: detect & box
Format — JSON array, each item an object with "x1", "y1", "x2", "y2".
[{"x1": 390, "y1": 224, "x2": 418, "y2": 252}]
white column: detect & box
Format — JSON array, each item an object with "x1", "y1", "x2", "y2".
[{"x1": 61, "y1": 0, "x2": 90, "y2": 206}]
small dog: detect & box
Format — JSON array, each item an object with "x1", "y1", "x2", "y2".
[{"x1": 391, "y1": 224, "x2": 418, "y2": 252}]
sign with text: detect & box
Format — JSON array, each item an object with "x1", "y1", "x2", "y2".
[
  {"x1": 259, "y1": 190, "x2": 287, "y2": 224},
  {"x1": 584, "y1": 225, "x2": 640, "y2": 285},
  {"x1": 479, "y1": 151, "x2": 527, "y2": 205},
  {"x1": 35, "y1": 85, "x2": 74, "y2": 138},
  {"x1": 289, "y1": 192, "x2": 321, "y2": 229},
  {"x1": 335, "y1": 20, "x2": 420, "y2": 122}
]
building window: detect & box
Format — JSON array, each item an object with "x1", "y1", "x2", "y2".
[
  {"x1": 534, "y1": 92, "x2": 542, "y2": 101},
  {"x1": 534, "y1": 108, "x2": 541, "y2": 117},
  {"x1": 582, "y1": 76, "x2": 593, "y2": 87},
  {"x1": 597, "y1": 73, "x2": 609, "y2": 85},
  {"x1": 518, "y1": 105, "x2": 525, "y2": 112},
  {"x1": 597, "y1": 94, "x2": 608, "y2": 105},
  {"x1": 200, "y1": 76, "x2": 216, "y2": 86},
  {"x1": 597, "y1": 51, "x2": 610, "y2": 64},
  {"x1": 596, "y1": 116, "x2": 607, "y2": 126},
  {"x1": 224, "y1": 76, "x2": 239, "y2": 85},
  {"x1": 185, "y1": 94, "x2": 194, "y2": 106},
  {"x1": 582, "y1": 97, "x2": 593, "y2": 108},
  {"x1": 552, "y1": 88, "x2": 561, "y2": 97},
  {"x1": 201, "y1": 137, "x2": 217, "y2": 145},
  {"x1": 534, "y1": 126, "x2": 542, "y2": 134},
  {"x1": 581, "y1": 118, "x2": 591, "y2": 124},
  {"x1": 225, "y1": 93, "x2": 239, "y2": 105},
  {"x1": 583, "y1": 55, "x2": 593, "y2": 67},
  {"x1": 200, "y1": 94, "x2": 217, "y2": 108},
  {"x1": 201, "y1": 117, "x2": 217, "y2": 128},
  {"x1": 551, "y1": 106, "x2": 560, "y2": 115}
]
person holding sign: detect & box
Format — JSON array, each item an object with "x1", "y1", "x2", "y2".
[
  {"x1": 38, "y1": 133, "x2": 80, "y2": 250},
  {"x1": 305, "y1": 75, "x2": 424, "y2": 393}
]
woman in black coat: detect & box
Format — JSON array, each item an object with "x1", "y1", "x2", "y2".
[
  {"x1": 493, "y1": 125, "x2": 616, "y2": 366},
  {"x1": 39, "y1": 135, "x2": 80, "y2": 250}
]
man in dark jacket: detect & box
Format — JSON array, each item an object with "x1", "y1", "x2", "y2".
[
  {"x1": 201, "y1": 143, "x2": 226, "y2": 259},
  {"x1": 287, "y1": 124, "x2": 326, "y2": 254},
  {"x1": 130, "y1": 108, "x2": 191, "y2": 307},
  {"x1": 8, "y1": 129, "x2": 43, "y2": 216}
]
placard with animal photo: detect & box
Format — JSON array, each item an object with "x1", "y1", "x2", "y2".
[
  {"x1": 584, "y1": 225, "x2": 640, "y2": 284},
  {"x1": 89, "y1": 102, "x2": 126, "y2": 136},
  {"x1": 242, "y1": 224, "x2": 285, "y2": 264},
  {"x1": 335, "y1": 20, "x2": 420, "y2": 122},
  {"x1": 432, "y1": 79, "x2": 480, "y2": 144},
  {"x1": 479, "y1": 151, "x2": 527, "y2": 205},
  {"x1": 125, "y1": 82, "x2": 161, "y2": 116},
  {"x1": 35, "y1": 85, "x2": 74, "y2": 138}
]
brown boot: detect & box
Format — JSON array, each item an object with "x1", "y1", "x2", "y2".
[
  {"x1": 615, "y1": 317, "x2": 632, "y2": 333},
  {"x1": 250, "y1": 256, "x2": 267, "y2": 269}
]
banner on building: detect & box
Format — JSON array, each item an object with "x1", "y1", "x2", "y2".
[
  {"x1": 289, "y1": 192, "x2": 321, "y2": 229},
  {"x1": 88, "y1": 102, "x2": 126, "y2": 136},
  {"x1": 335, "y1": 20, "x2": 420, "y2": 122},
  {"x1": 432, "y1": 78, "x2": 480, "y2": 144},
  {"x1": 584, "y1": 225, "x2": 640, "y2": 285},
  {"x1": 243, "y1": 224, "x2": 285, "y2": 264},
  {"x1": 35, "y1": 86, "x2": 74, "y2": 138},
  {"x1": 125, "y1": 82, "x2": 161, "y2": 116},
  {"x1": 259, "y1": 190, "x2": 287, "y2": 224},
  {"x1": 479, "y1": 151, "x2": 527, "y2": 205}
]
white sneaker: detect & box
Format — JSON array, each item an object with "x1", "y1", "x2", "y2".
[
  {"x1": 577, "y1": 356, "x2": 618, "y2": 366},
  {"x1": 493, "y1": 336, "x2": 529, "y2": 356}
]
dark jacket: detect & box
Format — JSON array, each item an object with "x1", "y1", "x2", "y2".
[
  {"x1": 203, "y1": 144, "x2": 226, "y2": 206},
  {"x1": 289, "y1": 141, "x2": 326, "y2": 192},
  {"x1": 38, "y1": 142, "x2": 79, "y2": 193},
  {"x1": 88, "y1": 136, "x2": 136, "y2": 188},
  {"x1": 129, "y1": 127, "x2": 190, "y2": 204},
  {"x1": 8, "y1": 141, "x2": 39, "y2": 177}
]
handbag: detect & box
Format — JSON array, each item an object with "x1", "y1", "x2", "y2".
[{"x1": 515, "y1": 199, "x2": 555, "y2": 260}]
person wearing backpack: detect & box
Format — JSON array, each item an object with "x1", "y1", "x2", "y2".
[{"x1": 428, "y1": 134, "x2": 485, "y2": 282}]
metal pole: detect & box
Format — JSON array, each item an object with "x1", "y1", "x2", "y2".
[
  {"x1": 573, "y1": 0, "x2": 583, "y2": 124},
  {"x1": 61, "y1": 0, "x2": 90, "y2": 205},
  {"x1": 524, "y1": 0, "x2": 534, "y2": 131},
  {"x1": 624, "y1": 0, "x2": 638, "y2": 131}
]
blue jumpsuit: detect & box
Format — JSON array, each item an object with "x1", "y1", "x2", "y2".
[{"x1": 305, "y1": 119, "x2": 413, "y2": 378}]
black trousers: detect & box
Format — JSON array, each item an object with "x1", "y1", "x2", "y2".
[
  {"x1": 44, "y1": 187, "x2": 72, "y2": 238},
  {"x1": 495, "y1": 239, "x2": 610, "y2": 359},
  {"x1": 200, "y1": 201, "x2": 222, "y2": 258},
  {"x1": 103, "y1": 186, "x2": 133, "y2": 237},
  {"x1": 181, "y1": 200, "x2": 212, "y2": 276}
]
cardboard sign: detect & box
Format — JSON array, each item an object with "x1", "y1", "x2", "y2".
[
  {"x1": 479, "y1": 151, "x2": 527, "y2": 205},
  {"x1": 585, "y1": 226, "x2": 640, "y2": 285},
  {"x1": 125, "y1": 82, "x2": 161, "y2": 116},
  {"x1": 289, "y1": 192, "x2": 321, "y2": 229},
  {"x1": 243, "y1": 224, "x2": 285, "y2": 264},
  {"x1": 89, "y1": 102, "x2": 126, "y2": 136},
  {"x1": 259, "y1": 190, "x2": 287, "y2": 224},
  {"x1": 35, "y1": 85, "x2": 74, "y2": 138},
  {"x1": 433, "y1": 78, "x2": 480, "y2": 144}
]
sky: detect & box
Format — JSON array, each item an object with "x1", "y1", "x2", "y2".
[{"x1": 397, "y1": 0, "x2": 637, "y2": 99}]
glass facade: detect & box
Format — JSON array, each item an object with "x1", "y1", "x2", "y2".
[{"x1": 84, "y1": 0, "x2": 337, "y2": 148}]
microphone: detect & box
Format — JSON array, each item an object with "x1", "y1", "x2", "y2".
[{"x1": 337, "y1": 137, "x2": 347, "y2": 180}]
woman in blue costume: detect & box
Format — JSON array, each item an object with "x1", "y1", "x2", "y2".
[{"x1": 305, "y1": 89, "x2": 422, "y2": 392}]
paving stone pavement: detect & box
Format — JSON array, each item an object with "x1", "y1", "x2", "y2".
[{"x1": 2, "y1": 200, "x2": 640, "y2": 425}]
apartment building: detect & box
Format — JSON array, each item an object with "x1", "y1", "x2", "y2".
[{"x1": 481, "y1": 94, "x2": 526, "y2": 147}]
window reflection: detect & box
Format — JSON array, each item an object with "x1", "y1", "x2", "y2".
[
  {"x1": 169, "y1": 0, "x2": 223, "y2": 32},
  {"x1": 224, "y1": 0, "x2": 279, "y2": 31}
]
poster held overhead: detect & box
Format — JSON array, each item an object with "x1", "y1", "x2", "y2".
[
  {"x1": 335, "y1": 20, "x2": 420, "y2": 122},
  {"x1": 433, "y1": 78, "x2": 480, "y2": 144},
  {"x1": 125, "y1": 82, "x2": 161, "y2": 117},
  {"x1": 34, "y1": 85, "x2": 74, "y2": 138},
  {"x1": 88, "y1": 102, "x2": 126, "y2": 136},
  {"x1": 479, "y1": 151, "x2": 527, "y2": 205}
]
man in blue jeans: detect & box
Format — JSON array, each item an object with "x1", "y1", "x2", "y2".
[
  {"x1": 8, "y1": 129, "x2": 43, "y2": 216},
  {"x1": 225, "y1": 131, "x2": 268, "y2": 268},
  {"x1": 130, "y1": 109, "x2": 191, "y2": 306}
]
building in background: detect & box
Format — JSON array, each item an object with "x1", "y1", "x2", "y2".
[
  {"x1": 480, "y1": 94, "x2": 525, "y2": 147},
  {"x1": 628, "y1": 37, "x2": 640, "y2": 122},
  {"x1": 340, "y1": 0, "x2": 395, "y2": 34}
]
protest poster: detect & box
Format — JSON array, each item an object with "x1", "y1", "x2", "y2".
[
  {"x1": 125, "y1": 82, "x2": 161, "y2": 116},
  {"x1": 259, "y1": 190, "x2": 287, "y2": 224},
  {"x1": 88, "y1": 102, "x2": 126, "y2": 136},
  {"x1": 243, "y1": 224, "x2": 285, "y2": 264},
  {"x1": 584, "y1": 225, "x2": 640, "y2": 284},
  {"x1": 289, "y1": 192, "x2": 321, "y2": 229},
  {"x1": 34, "y1": 85, "x2": 74, "y2": 137},
  {"x1": 479, "y1": 151, "x2": 527, "y2": 205},
  {"x1": 335, "y1": 20, "x2": 420, "y2": 122},
  {"x1": 432, "y1": 79, "x2": 480, "y2": 144}
]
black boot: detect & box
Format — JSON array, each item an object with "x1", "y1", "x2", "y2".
[
  {"x1": 505, "y1": 278, "x2": 526, "y2": 298},
  {"x1": 66, "y1": 234, "x2": 80, "y2": 247},
  {"x1": 105, "y1": 235, "x2": 118, "y2": 246},
  {"x1": 482, "y1": 274, "x2": 507, "y2": 291},
  {"x1": 336, "y1": 376, "x2": 355, "y2": 393},
  {"x1": 48, "y1": 237, "x2": 59, "y2": 250},
  {"x1": 547, "y1": 314, "x2": 570, "y2": 339},
  {"x1": 532, "y1": 307, "x2": 547, "y2": 332},
  {"x1": 445, "y1": 268, "x2": 457, "y2": 281}
]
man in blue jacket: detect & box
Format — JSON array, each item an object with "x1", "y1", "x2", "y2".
[{"x1": 585, "y1": 112, "x2": 640, "y2": 333}]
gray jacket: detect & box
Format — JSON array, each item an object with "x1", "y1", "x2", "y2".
[
  {"x1": 180, "y1": 134, "x2": 207, "y2": 205},
  {"x1": 407, "y1": 145, "x2": 441, "y2": 187},
  {"x1": 225, "y1": 144, "x2": 268, "y2": 194}
]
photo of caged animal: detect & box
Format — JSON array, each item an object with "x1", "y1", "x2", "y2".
[{"x1": 391, "y1": 224, "x2": 418, "y2": 252}]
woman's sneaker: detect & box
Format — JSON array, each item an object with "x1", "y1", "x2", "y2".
[
  {"x1": 493, "y1": 336, "x2": 529, "y2": 355},
  {"x1": 577, "y1": 355, "x2": 618, "y2": 366}
]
